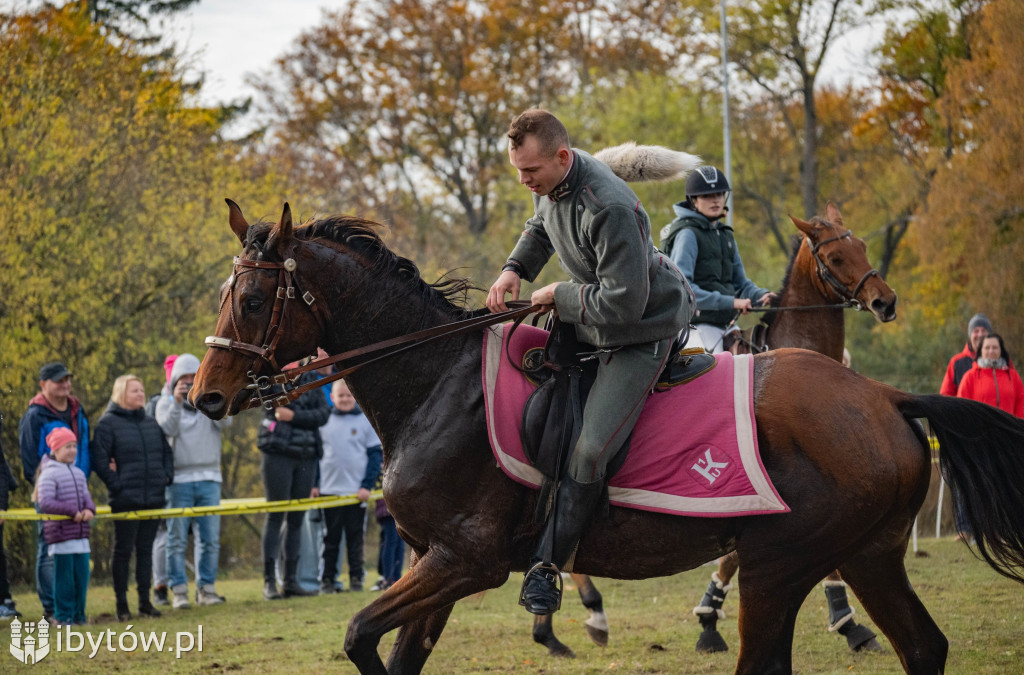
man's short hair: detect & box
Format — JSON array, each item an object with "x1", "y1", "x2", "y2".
[{"x1": 507, "y1": 109, "x2": 570, "y2": 156}]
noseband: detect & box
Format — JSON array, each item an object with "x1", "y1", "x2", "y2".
[{"x1": 809, "y1": 229, "x2": 879, "y2": 310}]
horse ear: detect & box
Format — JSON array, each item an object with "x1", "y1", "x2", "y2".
[
  {"x1": 789, "y1": 214, "x2": 820, "y2": 239},
  {"x1": 226, "y1": 198, "x2": 249, "y2": 246},
  {"x1": 268, "y1": 202, "x2": 294, "y2": 257},
  {"x1": 825, "y1": 201, "x2": 844, "y2": 228}
]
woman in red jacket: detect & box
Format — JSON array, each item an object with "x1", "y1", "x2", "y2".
[{"x1": 957, "y1": 333, "x2": 1024, "y2": 417}]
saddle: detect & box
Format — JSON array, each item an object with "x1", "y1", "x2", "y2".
[{"x1": 517, "y1": 318, "x2": 716, "y2": 511}]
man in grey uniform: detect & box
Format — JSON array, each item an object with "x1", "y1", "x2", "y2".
[{"x1": 487, "y1": 109, "x2": 693, "y2": 615}]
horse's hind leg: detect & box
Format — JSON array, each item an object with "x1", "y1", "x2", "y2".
[
  {"x1": 839, "y1": 549, "x2": 948, "y2": 674},
  {"x1": 821, "y1": 570, "x2": 883, "y2": 652},
  {"x1": 693, "y1": 551, "x2": 738, "y2": 653},
  {"x1": 732, "y1": 566, "x2": 814, "y2": 675}
]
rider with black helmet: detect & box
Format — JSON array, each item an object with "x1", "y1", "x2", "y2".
[{"x1": 660, "y1": 166, "x2": 775, "y2": 352}]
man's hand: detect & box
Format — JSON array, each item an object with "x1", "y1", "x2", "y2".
[
  {"x1": 733, "y1": 297, "x2": 754, "y2": 314},
  {"x1": 356, "y1": 487, "x2": 371, "y2": 502},
  {"x1": 310, "y1": 487, "x2": 320, "y2": 498},
  {"x1": 530, "y1": 282, "x2": 561, "y2": 309},
  {"x1": 82, "y1": 510, "x2": 94, "y2": 522},
  {"x1": 274, "y1": 407, "x2": 295, "y2": 423},
  {"x1": 757, "y1": 292, "x2": 777, "y2": 306},
  {"x1": 487, "y1": 270, "x2": 521, "y2": 313}
]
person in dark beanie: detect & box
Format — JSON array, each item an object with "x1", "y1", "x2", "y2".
[
  {"x1": 18, "y1": 361, "x2": 90, "y2": 620},
  {"x1": 257, "y1": 369, "x2": 330, "y2": 600},
  {"x1": 92, "y1": 375, "x2": 174, "y2": 621},
  {"x1": 940, "y1": 313, "x2": 992, "y2": 395}
]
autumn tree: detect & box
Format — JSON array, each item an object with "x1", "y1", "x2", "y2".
[
  {"x1": 254, "y1": 0, "x2": 696, "y2": 247},
  {"x1": 682, "y1": 0, "x2": 895, "y2": 234},
  {"x1": 913, "y1": 0, "x2": 1024, "y2": 349},
  {"x1": 0, "y1": 5, "x2": 288, "y2": 580}
]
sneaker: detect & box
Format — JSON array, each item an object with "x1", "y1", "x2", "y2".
[
  {"x1": 153, "y1": 586, "x2": 169, "y2": 606},
  {"x1": 116, "y1": 604, "x2": 132, "y2": 622},
  {"x1": 349, "y1": 579, "x2": 364, "y2": 592},
  {"x1": 369, "y1": 580, "x2": 390, "y2": 592},
  {"x1": 196, "y1": 586, "x2": 226, "y2": 606},
  {"x1": 319, "y1": 579, "x2": 338, "y2": 595},
  {"x1": 264, "y1": 581, "x2": 282, "y2": 600},
  {"x1": 172, "y1": 592, "x2": 191, "y2": 609},
  {"x1": 0, "y1": 599, "x2": 21, "y2": 620}
]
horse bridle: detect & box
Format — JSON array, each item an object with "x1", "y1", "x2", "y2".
[
  {"x1": 204, "y1": 251, "x2": 539, "y2": 411},
  {"x1": 809, "y1": 229, "x2": 879, "y2": 310},
  {"x1": 205, "y1": 254, "x2": 330, "y2": 410}
]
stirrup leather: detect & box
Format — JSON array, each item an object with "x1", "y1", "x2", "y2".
[{"x1": 519, "y1": 561, "x2": 564, "y2": 613}]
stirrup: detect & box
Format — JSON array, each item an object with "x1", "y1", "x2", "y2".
[{"x1": 519, "y1": 561, "x2": 563, "y2": 614}]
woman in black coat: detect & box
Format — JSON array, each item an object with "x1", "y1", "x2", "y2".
[{"x1": 92, "y1": 374, "x2": 174, "y2": 621}]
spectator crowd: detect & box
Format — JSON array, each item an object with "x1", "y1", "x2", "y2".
[{"x1": 1, "y1": 354, "x2": 396, "y2": 624}]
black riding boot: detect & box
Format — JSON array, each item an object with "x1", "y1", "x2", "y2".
[
  {"x1": 263, "y1": 558, "x2": 282, "y2": 600},
  {"x1": 282, "y1": 558, "x2": 317, "y2": 597},
  {"x1": 520, "y1": 476, "x2": 603, "y2": 616}
]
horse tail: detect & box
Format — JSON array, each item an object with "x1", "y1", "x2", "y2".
[
  {"x1": 593, "y1": 142, "x2": 701, "y2": 183},
  {"x1": 900, "y1": 394, "x2": 1024, "y2": 584}
]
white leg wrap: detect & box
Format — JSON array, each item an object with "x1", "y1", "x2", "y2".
[{"x1": 585, "y1": 609, "x2": 609, "y2": 632}]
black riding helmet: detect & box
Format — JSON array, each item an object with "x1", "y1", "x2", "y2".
[{"x1": 686, "y1": 166, "x2": 731, "y2": 200}]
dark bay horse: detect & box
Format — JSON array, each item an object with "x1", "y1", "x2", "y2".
[
  {"x1": 192, "y1": 202, "x2": 1024, "y2": 674},
  {"x1": 693, "y1": 202, "x2": 898, "y2": 653}
]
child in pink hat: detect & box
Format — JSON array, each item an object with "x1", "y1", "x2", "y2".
[{"x1": 37, "y1": 427, "x2": 95, "y2": 626}]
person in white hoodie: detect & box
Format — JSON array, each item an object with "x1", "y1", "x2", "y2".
[{"x1": 155, "y1": 353, "x2": 232, "y2": 609}]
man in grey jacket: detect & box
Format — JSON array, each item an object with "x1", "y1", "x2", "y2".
[
  {"x1": 487, "y1": 109, "x2": 693, "y2": 615},
  {"x1": 156, "y1": 353, "x2": 232, "y2": 609}
]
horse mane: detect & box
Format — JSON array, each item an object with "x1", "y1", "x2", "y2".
[{"x1": 244, "y1": 215, "x2": 477, "y2": 320}]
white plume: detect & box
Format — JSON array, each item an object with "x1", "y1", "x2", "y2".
[{"x1": 593, "y1": 141, "x2": 701, "y2": 183}]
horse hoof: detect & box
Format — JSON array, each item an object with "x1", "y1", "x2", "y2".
[
  {"x1": 843, "y1": 623, "x2": 884, "y2": 652},
  {"x1": 548, "y1": 644, "x2": 576, "y2": 658},
  {"x1": 584, "y1": 624, "x2": 609, "y2": 647},
  {"x1": 695, "y1": 630, "x2": 729, "y2": 653}
]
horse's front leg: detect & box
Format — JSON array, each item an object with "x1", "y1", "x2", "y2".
[{"x1": 344, "y1": 545, "x2": 509, "y2": 674}]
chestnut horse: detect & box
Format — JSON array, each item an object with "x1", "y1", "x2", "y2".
[
  {"x1": 542, "y1": 201, "x2": 899, "y2": 657},
  {"x1": 192, "y1": 202, "x2": 1024, "y2": 674},
  {"x1": 693, "y1": 202, "x2": 897, "y2": 654}
]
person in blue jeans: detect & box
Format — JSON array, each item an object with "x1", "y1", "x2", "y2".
[
  {"x1": 18, "y1": 361, "x2": 91, "y2": 621},
  {"x1": 371, "y1": 498, "x2": 404, "y2": 591},
  {"x1": 155, "y1": 354, "x2": 232, "y2": 609}
]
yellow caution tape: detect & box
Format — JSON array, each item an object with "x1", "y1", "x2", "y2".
[{"x1": 0, "y1": 491, "x2": 383, "y2": 521}]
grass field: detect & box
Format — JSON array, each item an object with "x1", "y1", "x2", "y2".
[{"x1": 3, "y1": 537, "x2": 1022, "y2": 673}]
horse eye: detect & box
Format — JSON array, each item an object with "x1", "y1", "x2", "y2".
[
  {"x1": 829, "y1": 256, "x2": 844, "y2": 266},
  {"x1": 244, "y1": 297, "x2": 264, "y2": 313}
]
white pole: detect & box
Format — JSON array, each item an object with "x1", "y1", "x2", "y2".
[
  {"x1": 935, "y1": 476, "x2": 945, "y2": 538},
  {"x1": 912, "y1": 516, "x2": 918, "y2": 554},
  {"x1": 720, "y1": 0, "x2": 734, "y2": 230}
]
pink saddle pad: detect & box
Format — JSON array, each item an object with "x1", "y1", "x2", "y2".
[{"x1": 481, "y1": 324, "x2": 789, "y2": 517}]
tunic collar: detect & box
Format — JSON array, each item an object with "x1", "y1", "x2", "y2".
[{"x1": 547, "y1": 150, "x2": 577, "y2": 203}]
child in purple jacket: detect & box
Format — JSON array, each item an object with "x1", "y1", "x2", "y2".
[{"x1": 36, "y1": 427, "x2": 95, "y2": 625}]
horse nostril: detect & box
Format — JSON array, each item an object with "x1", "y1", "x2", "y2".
[{"x1": 873, "y1": 297, "x2": 898, "y2": 322}]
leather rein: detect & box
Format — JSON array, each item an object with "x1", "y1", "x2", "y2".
[{"x1": 205, "y1": 253, "x2": 538, "y2": 411}]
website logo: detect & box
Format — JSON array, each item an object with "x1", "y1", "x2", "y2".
[{"x1": 10, "y1": 616, "x2": 51, "y2": 665}]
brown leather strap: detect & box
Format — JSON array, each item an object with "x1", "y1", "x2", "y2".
[{"x1": 238, "y1": 301, "x2": 542, "y2": 410}]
